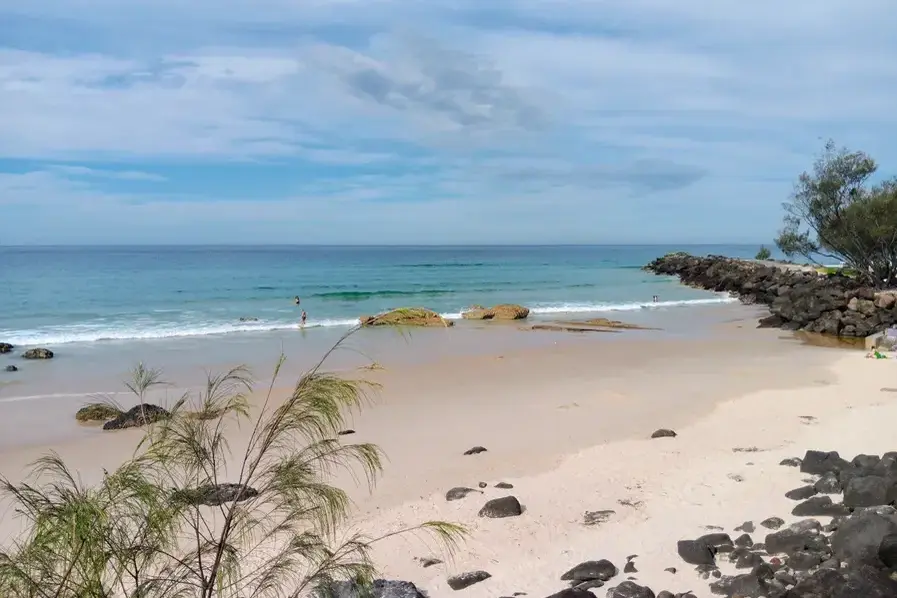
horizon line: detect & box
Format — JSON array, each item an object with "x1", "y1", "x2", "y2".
[{"x1": 0, "y1": 242, "x2": 772, "y2": 249}]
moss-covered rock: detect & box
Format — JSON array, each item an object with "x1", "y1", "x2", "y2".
[
  {"x1": 359, "y1": 308, "x2": 453, "y2": 327},
  {"x1": 489, "y1": 304, "x2": 530, "y2": 320},
  {"x1": 76, "y1": 403, "x2": 123, "y2": 423},
  {"x1": 23, "y1": 348, "x2": 54, "y2": 359}
]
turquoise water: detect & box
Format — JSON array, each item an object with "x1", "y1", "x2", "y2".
[{"x1": 0, "y1": 245, "x2": 767, "y2": 347}]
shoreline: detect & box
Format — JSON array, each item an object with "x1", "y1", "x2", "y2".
[{"x1": 350, "y1": 350, "x2": 897, "y2": 597}]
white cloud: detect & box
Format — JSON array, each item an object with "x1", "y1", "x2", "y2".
[{"x1": 1, "y1": 0, "x2": 897, "y2": 243}]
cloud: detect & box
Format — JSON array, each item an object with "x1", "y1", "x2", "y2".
[{"x1": 1, "y1": 0, "x2": 896, "y2": 243}]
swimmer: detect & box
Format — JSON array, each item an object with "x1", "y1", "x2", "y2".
[
  {"x1": 294, "y1": 296, "x2": 301, "y2": 305},
  {"x1": 300, "y1": 310, "x2": 307, "y2": 326}
]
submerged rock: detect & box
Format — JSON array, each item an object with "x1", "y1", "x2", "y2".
[
  {"x1": 102, "y1": 403, "x2": 170, "y2": 430},
  {"x1": 359, "y1": 308, "x2": 453, "y2": 327},
  {"x1": 75, "y1": 403, "x2": 123, "y2": 423},
  {"x1": 4, "y1": 365, "x2": 17, "y2": 372}
]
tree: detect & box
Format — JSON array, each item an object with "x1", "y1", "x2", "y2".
[
  {"x1": 775, "y1": 140, "x2": 897, "y2": 288},
  {"x1": 755, "y1": 246, "x2": 772, "y2": 261},
  {"x1": 0, "y1": 327, "x2": 464, "y2": 598}
]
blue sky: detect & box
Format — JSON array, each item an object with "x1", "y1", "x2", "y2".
[{"x1": 1, "y1": 0, "x2": 896, "y2": 245}]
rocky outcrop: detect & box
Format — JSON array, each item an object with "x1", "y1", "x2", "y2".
[
  {"x1": 75, "y1": 403, "x2": 123, "y2": 423},
  {"x1": 102, "y1": 403, "x2": 170, "y2": 430},
  {"x1": 644, "y1": 253, "x2": 896, "y2": 338},
  {"x1": 22, "y1": 348, "x2": 54, "y2": 359},
  {"x1": 359, "y1": 308, "x2": 453, "y2": 327},
  {"x1": 0, "y1": 343, "x2": 13, "y2": 354},
  {"x1": 462, "y1": 304, "x2": 531, "y2": 320}
]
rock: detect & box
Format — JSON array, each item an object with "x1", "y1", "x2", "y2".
[
  {"x1": 605, "y1": 581, "x2": 654, "y2": 598},
  {"x1": 831, "y1": 506, "x2": 897, "y2": 567},
  {"x1": 785, "y1": 485, "x2": 819, "y2": 501},
  {"x1": 761, "y1": 517, "x2": 785, "y2": 530},
  {"x1": 792, "y1": 495, "x2": 851, "y2": 517},
  {"x1": 447, "y1": 571, "x2": 491, "y2": 590},
  {"x1": 734, "y1": 534, "x2": 754, "y2": 548},
  {"x1": 735, "y1": 521, "x2": 755, "y2": 533},
  {"x1": 844, "y1": 475, "x2": 890, "y2": 508},
  {"x1": 102, "y1": 404, "x2": 170, "y2": 430},
  {"x1": 880, "y1": 533, "x2": 897, "y2": 568},
  {"x1": 75, "y1": 403, "x2": 123, "y2": 423},
  {"x1": 0, "y1": 343, "x2": 13, "y2": 353},
  {"x1": 780, "y1": 457, "x2": 802, "y2": 467},
  {"x1": 338, "y1": 429, "x2": 356, "y2": 435},
  {"x1": 461, "y1": 307, "x2": 493, "y2": 320},
  {"x1": 478, "y1": 496, "x2": 522, "y2": 518},
  {"x1": 765, "y1": 527, "x2": 823, "y2": 555},
  {"x1": 584, "y1": 510, "x2": 616, "y2": 526},
  {"x1": 496, "y1": 482, "x2": 514, "y2": 489},
  {"x1": 698, "y1": 533, "x2": 733, "y2": 549},
  {"x1": 787, "y1": 550, "x2": 823, "y2": 571},
  {"x1": 446, "y1": 487, "x2": 480, "y2": 501},
  {"x1": 478, "y1": 481, "x2": 488, "y2": 488},
  {"x1": 490, "y1": 304, "x2": 531, "y2": 320},
  {"x1": 560, "y1": 560, "x2": 617, "y2": 582},
  {"x1": 663, "y1": 567, "x2": 676, "y2": 574},
  {"x1": 4, "y1": 365, "x2": 18, "y2": 372},
  {"x1": 800, "y1": 450, "x2": 850, "y2": 475},
  {"x1": 623, "y1": 561, "x2": 637, "y2": 574},
  {"x1": 572, "y1": 581, "x2": 604, "y2": 592},
  {"x1": 417, "y1": 557, "x2": 442, "y2": 568},
  {"x1": 709, "y1": 573, "x2": 767, "y2": 597},
  {"x1": 544, "y1": 590, "x2": 597, "y2": 598},
  {"x1": 359, "y1": 308, "x2": 453, "y2": 328},
  {"x1": 327, "y1": 579, "x2": 426, "y2": 598},
  {"x1": 788, "y1": 565, "x2": 897, "y2": 597},
  {"x1": 22, "y1": 348, "x2": 53, "y2": 360},
  {"x1": 813, "y1": 472, "x2": 842, "y2": 494},
  {"x1": 651, "y1": 429, "x2": 677, "y2": 439},
  {"x1": 464, "y1": 446, "x2": 487, "y2": 455},
  {"x1": 656, "y1": 593, "x2": 673, "y2": 598},
  {"x1": 676, "y1": 539, "x2": 715, "y2": 565},
  {"x1": 735, "y1": 552, "x2": 764, "y2": 570},
  {"x1": 172, "y1": 483, "x2": 258, "y2": 506}
]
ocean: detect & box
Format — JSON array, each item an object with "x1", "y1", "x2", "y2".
[{"x1": 0, "y1": 244, "x2": 770, "y2": 400}]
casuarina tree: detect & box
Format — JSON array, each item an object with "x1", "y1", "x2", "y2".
[{"x1": 775, "y1": 140, "x2": 897, "y2": 288}]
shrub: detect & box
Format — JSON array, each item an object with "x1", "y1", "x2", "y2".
[
  {"x1": 0, "y1": 327, "x2": 464, "y2": 598},
  {"x1": 754, "y1": 246, "x2": 772, "y2": 261}
]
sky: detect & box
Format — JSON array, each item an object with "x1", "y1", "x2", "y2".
[{"x1": 1, "y1": 0, "x2": 896, "y2": 245}]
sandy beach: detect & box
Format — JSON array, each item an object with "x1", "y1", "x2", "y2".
[{"x1": 0, "y1": 303, "x2": 889, "y2": 596}]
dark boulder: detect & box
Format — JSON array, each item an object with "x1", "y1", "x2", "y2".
[
  {"x1": 677, "y1": 539, "x2": 715, "y2": 565},
  {"x1": 791, "y1": 496, "x2": 850, "y2": 517},
  {"x1": 4, "y1": 365, "x2": 17, "y2": 372},
  {"x1": 544, "y1": 590, "x2": 597, "y2": 598},
  {"x1": 605, "y1": 581, "x2": 654, "y2": 598},
  {"x1": 786, "y1": 565, "x2": 897, "y2": 597},
  {"x1": 801, "y1": 450, "x2": 850, "y2": 475},
  {"x1": 843, "y1": 475, "x2": 890, "y2": 508},
  {"x1": 813, "y1": 472, "x2": 842, "y2": 494},
  {"x1": 761, "y1": 517, "x2": 785, "y2": 530},
  {"x1": 560, "y1": 560, "x2": 617, "y2": 582},
  {"x1": 478, "y1": 496, "x2": 522, "y2": 518},
  {"x1": 0, "y1": 343, "x2": 13, "y2": 353},
  {"x1": 463, "y1": 446, "x2": 487, "y2": 455},
  {"x1": 102, "y1": 403, "x2": 170, "y2": 430},
  {"x1": 785, "y1": 485, "x2": 818, "y2": 501},
  {"x1": 327, "y1": 579, "x2": 426, "y2": 598},
  {"x1": 879, "y1": 533, "x2": 897, "y2": 568},
  {"x1": 831, "y1": 507, "x2": 897, "y2": 567},
  {"x1": 447, "y1": 571, "x2": 491, "y2": 590},
  {"x1": 651, "y1": 429, "x2": 677, "y2": 439}
]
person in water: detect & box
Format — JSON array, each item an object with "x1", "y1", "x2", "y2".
[
  {"x1": 300, "y1": 310, "x2": 307, "y2": 326},
  {"x1": 294, "y1": 296, "x2": 301, "y2": 305},
  {"x1": 652, "y1": 295, "x2": 659, "y2": 303}
]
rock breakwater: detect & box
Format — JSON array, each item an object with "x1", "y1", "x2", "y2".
[{"x1": 644, "y1": 253, "x2": 897, "y2": 338}]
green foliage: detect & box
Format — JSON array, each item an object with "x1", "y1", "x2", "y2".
[
  {"x1": 0, "y1": 328, "x2": 465, "y2": 598},
  {"x1": 775, "y1": 139, "x2": 897, "y2": 287},
  {"x1": 754, "y1": 246, "x2": 772, "y2": 261}
]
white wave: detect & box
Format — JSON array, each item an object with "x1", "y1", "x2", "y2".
[
  {"x1": 1, "y1": 317, "x2": 361, "y2": 346},
  {"x1": 523, "y1": 295, "x2": 736, "y2": 314}
]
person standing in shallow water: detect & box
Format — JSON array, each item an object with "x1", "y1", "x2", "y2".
[{"x1": 300, "y1": 310, "x2": 307, "y2": 326}]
